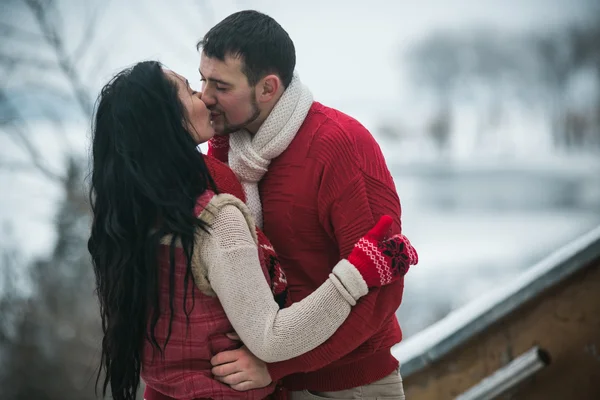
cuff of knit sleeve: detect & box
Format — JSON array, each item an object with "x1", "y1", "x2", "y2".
[{"x1": 331, "y1": 259, "x2": 369, "y2": 302}]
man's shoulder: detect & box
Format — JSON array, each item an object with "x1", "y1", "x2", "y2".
[{"x1": 303, "y1": 102, "x2": 378, "y2": 152}]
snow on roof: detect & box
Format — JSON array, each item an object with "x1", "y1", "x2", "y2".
[{"x1": 392, "y1": 224, "x2": 600, "y2": 378}]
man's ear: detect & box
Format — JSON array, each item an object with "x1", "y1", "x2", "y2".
[{"x1": 256, "y1": 74, "x2": 281, "y2": 104}]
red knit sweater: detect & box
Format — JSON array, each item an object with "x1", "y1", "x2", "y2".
[{"x1": 210, "y1": 102, "x2": 404, "y2": 392}]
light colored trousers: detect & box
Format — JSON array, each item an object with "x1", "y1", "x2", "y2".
[{"x1": 289, "y1": 369, "x2": 405, "y2": 400}]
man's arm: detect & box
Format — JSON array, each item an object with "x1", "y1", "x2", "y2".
[
  {"x1": 268, "y1": 120, "x2": 404, "y2": 380},
  {"x1": 267, "y1": 201, "x2": 402, "y2": 379}
]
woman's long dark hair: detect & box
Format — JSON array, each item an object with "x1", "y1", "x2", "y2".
[{"x1": 88, "y1": 61, "x2": 216, "y2": 400}]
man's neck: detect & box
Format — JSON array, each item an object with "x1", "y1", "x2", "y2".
[
  {"x1": 245, "y1": 90, "x2": 285, "y2": 135},
  {"x1": 245, "y1": 117, "x2": 265, "y2": 136}
]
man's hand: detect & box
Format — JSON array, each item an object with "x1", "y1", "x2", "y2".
[{"x1": 211, "y1": 345, "x2": 272, "y2": 391}]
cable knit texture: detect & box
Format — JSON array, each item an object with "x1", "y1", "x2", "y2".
[
  {"x1": 229, "y1": 73, "x2": 313, "y2": 228},
  {"x1": 206, "y1": 102, "x2": 407, "y2": 392},
  {"x1": 201, "y1": 200, "x2": 367, "y2": 363},
  {"x1": 205, "y1": 154, "x2": 290, "y2": 307},
  {"x1": 142, "y1": 191, "x2": 369, "y2": 400},
  {"x1": 258, "y1": 102, "x2": 406, "y2": 391}
]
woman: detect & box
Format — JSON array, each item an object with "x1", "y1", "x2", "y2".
[{"x1": 88, "y1": 61, "x2": 417, "y2": 400}]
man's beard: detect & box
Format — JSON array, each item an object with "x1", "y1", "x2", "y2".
[{"x1": 215, "y1": 93, "x2": 261, "y2": 135}]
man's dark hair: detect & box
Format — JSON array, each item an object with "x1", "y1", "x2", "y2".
[{"x1": 197, "y1": 10, "x2": 296, "y2": 88}]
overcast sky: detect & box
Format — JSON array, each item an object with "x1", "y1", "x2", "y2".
[
  {"x1": 89, "y1": 0, "x2": 594, "y2": 120},
  {"x1": 2, "y1": 0, "x2": 594, "y2": 122}
]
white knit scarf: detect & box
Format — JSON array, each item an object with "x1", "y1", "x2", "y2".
[{"x1": 229, "y1": 73, "x2": 313, "y2": 228}]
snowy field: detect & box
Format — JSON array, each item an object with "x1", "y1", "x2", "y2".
[{"x1": 386, "y1": 148, "x2": 600, "y2": 337}]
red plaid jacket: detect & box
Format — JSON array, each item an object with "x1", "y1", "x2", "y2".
[{"x1": 141, "y1": 155, "x2": 287, "y2": 400}]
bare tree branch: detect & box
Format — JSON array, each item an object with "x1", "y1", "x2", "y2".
[
  {"x1": 0, "y1": 161, "x2": 41, "y2": 174},
  {"x1": 70, "y1": 0, "x2": 111, "y2": 65},
  {"x1": 0, "y1": 52, "x2": 21, "y2": 83},
  {"x1": 0, "y1": 21, "x2": 43, "y2": 43},
  {"x1": 1, "y1": 2, "x2": 116, "y2": 397},
  {"x1": 24, "y1": 0, "x2": 94, "y2": 118},
  {"x1": 42, "y1": 103, "x2": 74, "y2": 154},
  {"x1": 0, "y1": 89, "x2": 65, "y2": 183},
  {"x1": 1, "y1": 81, "x2": 74, "y2": 104},
  {"x1": 2, "y1": 125, "x2": 65, "y2": 182},
  {"x1": 0, "y1": 53, "x2": 58, "y2": 71},
  {"x1": 0, "y1": 0, "x2": 108, "y2": 179},
  {"x1": 80, "y1": 40, "x2": 113, "y2": 83}
]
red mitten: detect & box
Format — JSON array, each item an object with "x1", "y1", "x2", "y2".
[
  {"x1": 347, "y1": 215, "x2": 418, "y2": 287},
  {"x1": 207, "y1": 135, "x2": 230, "y2": 163}
]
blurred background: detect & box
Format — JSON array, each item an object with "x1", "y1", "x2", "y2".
[{"x1": 1, "y1": 0, "x2": 599, "y2": 398}]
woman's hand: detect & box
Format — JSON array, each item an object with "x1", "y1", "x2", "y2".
[{"x1": 347, "y1": 215, "x2": 418, "y2": 287}]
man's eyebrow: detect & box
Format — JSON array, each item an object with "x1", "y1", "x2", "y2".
[{"x1": 198, "y1": 69, "x2": 231, "y2": 86}]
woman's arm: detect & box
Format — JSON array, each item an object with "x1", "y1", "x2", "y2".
[{"x1": 201, "y1": 204, "x2": 367, "y2": 363}]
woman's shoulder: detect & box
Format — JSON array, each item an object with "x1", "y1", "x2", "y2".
[
  {"x1": 201, "y1": 193, "x2": 247, "y2": 216},
  {"x1": 195, "y1": 193, "x2": 257, "y2": 242},
  {"x1": 202, "y1": 154, "x2": 246, "y2": 201}
]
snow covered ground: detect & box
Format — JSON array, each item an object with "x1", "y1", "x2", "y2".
[
  {"x1": 385, "y1": 145, "x2": 600, "y2": 337},
  {"x1": 393, "y1": 223, "x2": 600, "y2": 364}
]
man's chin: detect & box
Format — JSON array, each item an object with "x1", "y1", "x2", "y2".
[
  {"x1": 212, "y1": 119, "x2": 249, "y2": 135},
  {"x1": 211, "y1": 121, "x2": 227, "y2": 136},
  {"x1": 218, "y1": 127, "x2": 243, "y2": 135}
]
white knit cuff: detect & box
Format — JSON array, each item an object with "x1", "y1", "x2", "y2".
[{"x1": 331, "y1": 259, "x2": 369, "y2": 303}]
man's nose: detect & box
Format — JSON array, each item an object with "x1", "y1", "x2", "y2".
[{"x1": 200, "y1": 88, "x2": 217, "y2": 107}]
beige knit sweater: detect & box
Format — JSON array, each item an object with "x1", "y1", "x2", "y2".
[{"x1": 182, "y1": 194, "x2": 368, "y2": 363}]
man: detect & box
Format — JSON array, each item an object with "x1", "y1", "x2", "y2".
[{"x1": 200, "y1": 10, "x2": 407, "y2": 399}]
